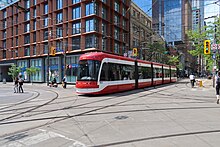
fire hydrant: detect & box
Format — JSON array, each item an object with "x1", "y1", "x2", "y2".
[{"x1": 199, "y1": 80, "x2": 203, "y2": 87}]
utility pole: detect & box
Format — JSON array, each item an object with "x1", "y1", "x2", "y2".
[
  {"x1": 47, "y1": 30, "x2": 52, "y2": 86},
  {"x1": 64, "y1": 41, "x2": 67, "y2": 76}
]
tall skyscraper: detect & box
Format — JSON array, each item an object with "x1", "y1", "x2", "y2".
[
  {"x1": 192, "y1": 0, "x2": 204, "y2": 31},
  {"x1": 152, "y1": 0, "x2": 194, "y2": 76}
]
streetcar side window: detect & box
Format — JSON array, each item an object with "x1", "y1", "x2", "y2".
[
  {"x1": 164, "y1": 69, "x2": 170, "y2": 78},
  {"x1": 138, "y1": 66, "x2": 152, "y2": 79},
  {"x1": 154, "y1": 67, "x2": 162, "y2": 78},
  {"x1": 100, "y1": 63, "x2": 109, "y2": 81},
  {"x1": 106, "y1": 63, "x2": 135, "y2": 81},
  {"x1": 171, "y1": 69, "x2": 176, "y2": 77}
]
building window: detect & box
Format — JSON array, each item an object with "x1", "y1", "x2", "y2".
[
  {"x1": 33, "y1": 8, "x2": 36, "y2": 18},
  {"x1": 122, "y1": 7, "x2": 126, "y2": 16},
  {"x1": 16, "y1": 37, "x2": 18, "y2": 46},
  {"x1": 16, "y1": 27, "x2": 18, "y2": 35},
  {"x1": 3, "y1": 20, "x2": 7, "y2": 29},
  {"x1": 3, "y1": 10, "x2": 7, "y2": 18},
  {"x1": 102, "y1": 0, "x2": 107, "y2": 3},
  {"x1": 114, "y1": 1, "x2": 119, "y2": 12},
  {"x1": 72, "y1": 0, "x2": 80, "y2": 4},
  {"x1": 3, "y1": 31, "x2": 6, "y2": 39},
  {"x1": 25, "y1": 0, "x2": 30, "y2": 9},
  {"x1": 44, "y1": 30, "x2": 48, "y2": 40},
  {"x1": 56, "y1": 41, "x2": 63, "y2": 51},
  {"x1": 33, "y1": 20, "x2": 36, "y2": 30},
  {"x1": 43, "y1": 43, "x2": 48, "y2": 54},
  {"x1": 24, "y1": 47, "x2": 30, "y2": 56},
  {"x1": 102, "y1": 7, "x2": 107, "y2": 19},
  {"x1": 85, "y1": 35, "x2": 98, "y2": 48},
  {"x1": 24, "y1": 34, "x2": 30, "y2": 44},
  {"x1": 86, "y1": 2, "x2": 98, "y2": 16},
  {"x1": 33, "y1": 45, "x2": 36, "y2": 55},
  {"x1": 33, "y1": 32, "x2": 36, "y2": 42},
  {"x1": 44, "y1": 4, "x2": 48, "y2": 14},
  {"x1": 33, "y1": 0, "x2": 37, "y2": 5},
  {"x1": 72, "y1": 37, "x2": 80, "y2": 50},
  {"x1": 3, "y1": 40, "x2": 6, "y2": 48},
  {"x1": 57, "y1": 0, "x2": 63, "y2": 10},
  {"x1": 25, "y1": 11, "x2": 30, "y2": 21},
  {"x1": 122, "y1": 19, "x2": 126, "y2": 29},
  {"x1": 114, "y1": 42, "x2": 119, "y2": 54},
  {"x1": 72, "y1": 22, "x2": 81, "y2": 34},
  {"x1": 114, "y1": 27, "x2": 119, "y2": 40},
  {"x1": 72, "y1": 7, "x2": 81, "y2": 19},
  {"x1": 24, "y1": 23, "x2": 30, "y2": 32},
  {"x1": 102, "y1": 22, "x2": 106, "y2": 35},
  {"x1": 56, "y1": 12, "x2": 63, "y2": 23},
  {"x1": 3, "y1": 50, "x2": 6, "y2": 59},
  {"x1": 56, "y1": 27, "x2": 63, "y2": 37},
  {"x1": 102, "y1": 38, "x2": 106, "y2": 51},
  {"x1": 44, "y1": 17, "x2": 49, "y2": 27},
  {"x1": 114, "y1": 14, "x2": 119, "y2": 24},
  {"x1": 86, "y1": 19, "x2": 98, "y2": 32}
]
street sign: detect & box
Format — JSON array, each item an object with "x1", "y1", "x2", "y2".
[
  {"x1": 212, "y1": 54, "x2": 216, "y2": 59},
  {"x1": 212, "y1": 44, "x2": 217, "y2": 50},
  {"x1": 211, "y1": 44, "x2": 220, "y2": 50}
]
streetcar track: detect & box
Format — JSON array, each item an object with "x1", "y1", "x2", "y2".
[
  {"x1": 0, "y1": 84, "x2": 179, "y2": 121},
  {"x1": 0, "y1": 81, "x2": 197, "y2": 138},
  {"x1": 0, "y1": 90, "x2": 40, "y2": 111},
  {"x1": 0, "y1": 90, "x2": 59, "y2": 122}
]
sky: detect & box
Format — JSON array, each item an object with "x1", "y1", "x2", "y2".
[
  {"x1": 132, "y1": 0, "x2": 152, "y2": 17},
  {"x1": 204, "y1": 0, "x2": 220, "y2": 22}
]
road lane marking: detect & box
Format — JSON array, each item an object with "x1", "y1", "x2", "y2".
[{"x1": 1, "y1": 129, "x2": 86, "y2": 147}]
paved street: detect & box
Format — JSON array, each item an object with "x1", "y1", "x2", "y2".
[{"x1": 0, "y1": 79, "x2": 220, "y2": 147}]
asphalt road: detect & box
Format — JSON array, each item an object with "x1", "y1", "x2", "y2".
[{"x1": 0, "y1": 79, "x2": 219, "y2": 147}]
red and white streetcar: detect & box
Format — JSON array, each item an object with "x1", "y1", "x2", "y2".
[{"x1": 76, "y1": 52, "x2": 177, "y2": 95}]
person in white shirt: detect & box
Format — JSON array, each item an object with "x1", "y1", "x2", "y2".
[
  {"x1": 189, "y1": 74, "x2": 195, "y2": 88},
  {"x1": 215, "y1": 72, "x2": 220, "y2": 104}
]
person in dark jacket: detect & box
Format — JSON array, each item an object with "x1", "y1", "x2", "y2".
[{"x1": 18, "y1": 75, "x2": 24, "y2": 93}]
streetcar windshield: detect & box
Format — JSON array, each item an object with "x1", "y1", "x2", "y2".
[{"x1": 77, "y1": 60, "x2": 101, "y2": 81}]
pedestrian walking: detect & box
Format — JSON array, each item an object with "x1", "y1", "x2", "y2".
[
  {"x1": 18, "y1": 75, "x2": 24, "y2": 93},
  {"x1": 62, "y1": 75, "x2": 67, "y2": 88},
  {"x1": 14, "y1": 77, "x2": 18, "y2": 93},
  {"x1": 189, "y1": 73, "x2": 195, "y2": 88},
  {"x1": 216, "y1": 71, "x2": 220, "y2": 104}
]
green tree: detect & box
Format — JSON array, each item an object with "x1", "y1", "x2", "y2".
[
  {"x1": 26, "y1": 66, "x2": 40, "y2": 84},
  {"x1": 8, "y1": 64, "x2": 21, "y2": 80},
  {"x1": 146, "y1": 41, "x2": 166, "y2": 62},
  {"x1": 187, "y1": 17, "x2": 220, "y2": 72}
]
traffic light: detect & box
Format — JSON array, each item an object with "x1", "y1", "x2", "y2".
[
  {"x1": 133, "y1": 48, "x2": 138, "y2": 56},
  {"x1": 204, "y1": 40, "x2": 210, "y2": 55},
  {"x1": 50, "y1": 46, "x2": 56, "y2": 56}
]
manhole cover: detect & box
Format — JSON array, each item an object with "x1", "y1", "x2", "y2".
[{"x1": 114, "y1": 115, "x2": 128, "y2": 120}]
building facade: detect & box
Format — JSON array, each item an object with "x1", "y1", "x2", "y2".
[
  {"x1": 152, "y1": 0, "x2": 195, "y2": 76},
  {"x1": 0, "y1": 0, "x2": 130, "y2": 83},
  {"x1": 130, "y1": 1, "x2": 153, "y2": 60}
]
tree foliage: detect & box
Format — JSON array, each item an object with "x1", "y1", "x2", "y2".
[
  {"x1": 8, "y1": 64, "x2": 21, "y2": 80},
  {"x1": 26, "y1": 66, "x2": 40, "y2": 84},
  {"x1": 186, "y1": 17, "x2": 220, "y2": 72}
]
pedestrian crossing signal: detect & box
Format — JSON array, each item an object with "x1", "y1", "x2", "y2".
[
  {"x1": 50, "y1": 46, "x2": 56, "y2": 56},
  {"x1": 204, "y1": 40, "x2": 210, "y2": 55},
  {"x1": 133, "y1": 48, "x2": 138, "y2": 56}
]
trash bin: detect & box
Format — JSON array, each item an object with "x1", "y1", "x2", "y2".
[{"x1": 2, "y1": 78, "x2": 6, "y2": 84}]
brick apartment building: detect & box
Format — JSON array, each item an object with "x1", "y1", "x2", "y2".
[{"x1": 0, "y1": 0, "x2": 130, "y2": 83}]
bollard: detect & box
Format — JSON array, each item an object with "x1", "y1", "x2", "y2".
[
  {"x1": 2, "y1": 78, "x2": 6, "y2": 84},
  {"x1": 199, "y1": 80, "x2": 203, "y2": 87}
]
